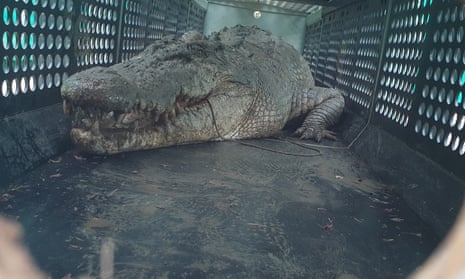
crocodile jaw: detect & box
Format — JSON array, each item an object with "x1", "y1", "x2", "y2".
[
  {"x1": 70, "y1": 127, "x2": 162, "y2": 154},
  {"x1": 63, "y1": 95, "x2": 221, "y2": 154}
]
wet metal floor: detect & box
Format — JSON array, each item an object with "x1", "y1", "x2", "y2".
[{"x1": 0, "y1": 139, "x2": 438, "y2": 279}]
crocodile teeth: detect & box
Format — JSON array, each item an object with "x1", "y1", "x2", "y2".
[
  {"x1": 101, "y1": 111, "x2": 116, "y2": 128},
  {"x1": 63, "y1": 100, "x2": 70, "y2": 114},
  {"x1": 91, "y1": 120, "x2": 100, "y2": 133},
  {"x1": 153, "y1": 112, "x2": 160, "y2": 123},
  {"x1": 168, "y1": 107, "x2": 177, "y2": 120},
  {"x1": 122, "y1": 112, "x2": 140, "y2": 124},
  {"x1": 147, "y1": 101, "x2": 154, "y2": 110},
  {"x1": 140, "y1": 99, "x2": 147, "y2": 111},
  {"x1": 115, "y1": 114, "x2": 126, "y2": 128},
  {"x1": 159, "y1": 111, "x2": 169, "y2": 124},
  {"x1": 174, "y1": 102, "x2": 184, "y2": 114}
]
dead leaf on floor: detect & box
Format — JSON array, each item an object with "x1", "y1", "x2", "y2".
[
  {"x1": 321, "y1": 217, "x2": 334, "y2": 232},
  {"x1": 369, "y1": 197, "x2": 390, "y2": 204},
  {"x1": 48, "y1": 157, "x2": 62, "y2": 164},
  {"x1": 85, "y1": 217, "x2": 114, "y2": 229},
  {"x1": 107, "y1": 188, "x2": 118, "y2": 196},
  {"x1": 401, "y1": 232, "x2": 422, "y2": 237},
  {"x1": 86, "y1": 193, "x2": 98, "y2": 200},
  {"x1": 390, "y1": 217, "x2": 404, "y2": 222},
  {"x1": 68, "y1": 244, "x2": 82, "y2": 250},
  {"x1": 73, "y1": 154, "x2": 86, "y2": 161},
  {"x1": 247, "y1": 223, "x2": 268, "y2": 229},
  {"x1": 207, "y1": 179, "x2": 235, "y2": 190}
]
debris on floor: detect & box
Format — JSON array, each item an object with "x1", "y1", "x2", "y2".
[{"x1": 0, "y1": 140, "x2": 439, "y2": 279}]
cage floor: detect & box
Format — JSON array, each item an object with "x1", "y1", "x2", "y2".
[{"x1": 1, "y1": 139, "x2": 438, "y2": 279}]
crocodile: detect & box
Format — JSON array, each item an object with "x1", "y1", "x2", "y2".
[{"x1": 61, "y1": 25, "x2": 344, "y2": 154}]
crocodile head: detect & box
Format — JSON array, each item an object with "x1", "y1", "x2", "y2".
[{"x1": 61, "y1": 27, "x2": 267, "y2": 154}]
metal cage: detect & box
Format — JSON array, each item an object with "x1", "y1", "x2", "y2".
[
  {"x1": 0, "y1": 0, "x2": 206, "y2": 117},
  {"x1": 304, "y1": 0, "x2": 465, "y2": 180}
]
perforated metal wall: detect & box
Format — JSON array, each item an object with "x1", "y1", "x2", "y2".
[
  {"x1": 313, "y1": 15, "x2": 331, "y2": 86},
  {"x1": 120, "y1": 0, "x2": 148, "y2": 62},
  {"x1": 0, "y1": 0, "x2": 206, "y2": 117},
  {"x1": 187, "y1": 0, "x2": 205, "y2": 33},
  {"x1": 303, "y1": 22, "x2": 320, "y2": 77},
  {"x1": 1, "y1": 0, "x2": 74, "y2": 116},
  {"x1": 352, "y1": 3, "x2": 387, "y2": 112},
  {"x1": 377, "y1": 1, "x2": 431, "y2": 130},
  {"x1": 415, "y1": 2, "x2": 465, "y2": 156},
  {"x1": 304, "y1": 0, "x2": 465, "y2": 179},
  {"x1": 146, "y1": 0, "x2": 166, "y2": 42},
  {"x1": 75, "y1": 0, "x2": 119, "y2": 68},
  {"x1": 305, "y1": 1, "x2": 389, "y2": 113}
]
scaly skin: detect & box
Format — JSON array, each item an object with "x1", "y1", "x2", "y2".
[{"x1": 61, "y1": 25, "x2": 344, "y2": 154}]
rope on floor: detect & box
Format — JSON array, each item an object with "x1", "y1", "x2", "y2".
[
  {"x1": 206, "y1": 98, "x2": 373, "y2": 157},
  {"x1": 206, "y1": 99, "x2": 321, "y2": 157}
]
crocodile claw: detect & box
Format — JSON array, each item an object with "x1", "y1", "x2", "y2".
[{"x1": 294, "y1": 126, "x2": 337, "y2": 142}]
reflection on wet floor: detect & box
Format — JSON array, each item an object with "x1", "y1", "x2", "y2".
[{"x1": 0, "y1": 140, "x2": 438, "y2": 279}]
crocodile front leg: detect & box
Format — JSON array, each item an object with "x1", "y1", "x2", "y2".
[{"x1": 290, "y1": 87, "x2": 345, "y2": 141}]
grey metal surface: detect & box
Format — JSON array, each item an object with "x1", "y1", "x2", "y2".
[
  {"x1": 208, "y1": 0, "x2": 321, "y2": 14},
  {"x1": 207, "y1": 0, "x2": 358, "y2": 14},
  {"x1": 1, "y1": 139, "x2": 438, "y2": 278}
]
